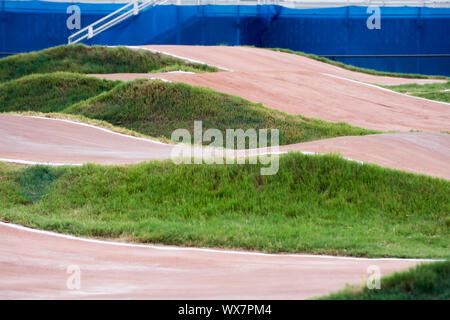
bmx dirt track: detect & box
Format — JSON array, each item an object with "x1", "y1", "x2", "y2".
[
  {"x1": 1, "y1": 114, "x2": 450, "y2": 179},
  {"x1": 0, "y1": 222, "x2": 429, "y2": 299},
  {"x1": 98, "y1": 45, "x2": 450, "y2": 132},
  {"x1": 1, "y1": 46, "x2": 449, "y2": 299}
]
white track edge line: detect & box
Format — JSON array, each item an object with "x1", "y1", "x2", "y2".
[
  {"x1": 322, "y1": 72, "x2": 450, "y2": 106},
  {"x1": 1, "y1": 115, "x2": 367, "y2": 166},
  {"x1": 0, "y1": 153, "x2": 364, "y2": 168},
  {"x1": 123, "y1": 45, "x2": 233, "y2": 72},
  {"x1": 113, "y1": 45, "x2": 445, "y2": 106},
  {"x1": 17, "y1": 115, "x2": 171, "y2": 146},
  {"x1": 0, "y1": 158, "x2": 82, "y2": 166},
  {"x1": 0, "y1": 222, "x2": 441, "y2": 262}
]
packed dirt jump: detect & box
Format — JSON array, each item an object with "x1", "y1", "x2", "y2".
[
  {"x1": 1, "y1": 46, "x2": 449, "y2": 299},
  {"x1": 100, "y1": 45, "x2": 450, "y2": 132},
  {"x1": 1, "y1": 114, "x2": 449, "y2": 179}
]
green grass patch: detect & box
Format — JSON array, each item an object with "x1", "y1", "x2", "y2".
[
  {"x1": 0, "y1": 163, "x2": 25, "y2": 208},
  {"x1": 322, "y1": 261, "x2": 450, "y2": 300},
  {"x1": 65, "y1": 79, "x2": 377, "y2": 147},
  {"x1": 0, "y1": 72, "x2": 118, "y2": 113},
  {"x1": 152, "y1": 64, "x2": 208, "y2": 74},
  {"x1": 0, "y1": 72, "x2": 377, "y2": 147},
  {"x1": 18, "y1": 166, "x2": 60, "y2": 204},
  {"x1": 1, "y1": 153, "x2": 448, "y2": 258},
  {"x1": 0, "y1": 44, "x2": 218, "y2": 83},
  {"x1": 267, "y1": 47, "x2": 448, "y2": 79},
  {"x1": 383, "y1": 81, "x2": 450, "y2": 103}
]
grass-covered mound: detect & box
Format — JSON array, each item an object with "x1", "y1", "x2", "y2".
[
  {"x1": 1, "y1": 153, "x2": 448, "y2": 258},
  {"x1": 322, "y1": 261, "x2": 450, "y2": 300},
  {"x1": 384, "y1": 81, "x2": 450, "y2": 103},
  {"x1": 0, "y1": 72, "x2": 118, "y2": 113},
  {"x1": 0, "y1": 72, "x2": 376, "y2": 147},
  {"x1": 66, "y1": 79, "x2": 377, "y2": 147},
  {"x1": 0, "y1": 44, "x2": 217, "y2": 83}
]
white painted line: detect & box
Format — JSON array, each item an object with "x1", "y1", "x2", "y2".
[
  {"x1": 17, "y1": 115, "x2": 171, "y2": 146},
  {"x1": 322, "y1": 73, "x2": 450, "y2": 106},
  {"x1": 1, "y1": 115, "x2": 367, "y2": 167},
  {"x1": 237, "y1": 149, "x2": 364, "y2": 164},
  {"x1": 0, "y1": 151, "x2": 364, "y2": 167},
  {"x1": 0, "y1": 222, "x2": 441, "y2": 262},
  {"x1": 0, "y1": 158, "x2": 82, "y2": 167},
  {"x1": 165, "y1": 70, "x2": 196, "y2": 74},
  {"x1": 124, "y1": 45, "x2": 233, "y2": 72},
  {"x1": 149, "y1": 77, "x2": 172, "y2": 83}
]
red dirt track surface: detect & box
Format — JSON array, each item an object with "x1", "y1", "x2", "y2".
[
  {"x1": 1, "y1": 46, "x2": 449, "y2": 299},
  {"x1": 98, "y1": 45, "x2": 449, "y2": 132},
  {"x1": 279, "y1": 132, "x2": 450, "y2": 179},
  {"x1": 0, "y1": 114, "x2": 177, "y2": 165},
  {"x1": 1, "y1": 114, "x2": 449, "y2": 179},
  {"x1": 0, "y1": 222, "x2": 427, "y2": 300}
]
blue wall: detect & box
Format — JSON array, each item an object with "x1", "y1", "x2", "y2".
[
  {"x1": 262, "y1": 6, "x2": 450, "y2": 76},
  {"x1": 1, "y1": 1, "x2": 449, "y2": 76}
]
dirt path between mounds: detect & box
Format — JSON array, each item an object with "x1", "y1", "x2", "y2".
[
  {"x1": 91, "y1": 45, "x2": 449, "y2": 132},
  {"x1": 0, "y1": 222, "x2": 430, "y2": 299},
  {"x1": 1, "y1": 114, "x2": 449, "y2": 179}
]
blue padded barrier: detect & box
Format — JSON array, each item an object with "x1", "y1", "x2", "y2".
[{"x1": 0, "y1": 1, "x2": 449, "y2": 76}]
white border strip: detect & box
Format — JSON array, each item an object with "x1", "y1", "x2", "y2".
[
  {"x1": 0, "y1": 158, "x2": 82, "y2": 166},
  {"x1": 0, "y1": 151, "x2": 364, "y2": 167},
  {"x1": 238, "y1": 149, "x2": 364, "y2": 164},
  {"x1": 20, "y1": 115, "x2": 171, "y2": 146},
  {"x1": 124, "y1": 45, "x2": 233, "y2": 72},
  {"x1": 1, "y1": 115, "x2": 366, "y2": 167},
  {"x1": 42, "y1": 0, "x2": 450, "y2": 9},
  {"x1": 0, "y1": 222, "x2": 441, "y2": 262},
  {"x1": 322, "y1": 73, "x2": 450, "y2": 107},
  {"x1": 149, "y1": 77, "x2": 172, "y2": 82}
]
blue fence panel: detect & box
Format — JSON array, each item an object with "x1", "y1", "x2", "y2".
[{"x1": 0, "y1": 1, "x2": 449, "y2": 76}]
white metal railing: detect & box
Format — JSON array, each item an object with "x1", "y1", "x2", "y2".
[
  {"x1": 275, "y1": 0, "x2": 450, "y2": 8},
  {"x1": 68, "y1": 0, "x2": 169, "y2": 44},
  {"x1": 67, "y1": 0, "x2": 450, "y2": 44},
  {"x1": 57, "y1": 0, "x2": 450, "y2": 8},
  {"x1": 180, "y1": 0, "x2": 450, "y2": 7}
]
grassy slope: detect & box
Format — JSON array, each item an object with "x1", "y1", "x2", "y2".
[
  {"x1": 0, "y1": 44, "x2": 217, "y2": 83},
  {"x1": 322, "y1": 261, "x2": 450, "y2": 300},
  {"x1": 267, "y1": 47, "x2": 448, "y2": 79},
  {"x1": 383, "y1": 81, "x2": 450, "y2": 104},
  {"x1": 65, "y1": 79, "x2": 377, "y2": 147},
  {"x1": 0, "y1": 73, "x2": 377, "y2": 147},
  {"x1": 1, "y1": 154, "x2": 448, "y2": 258},
  {"x1": 0, "y1": 72, "x2": 118, "y2": 112}
]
